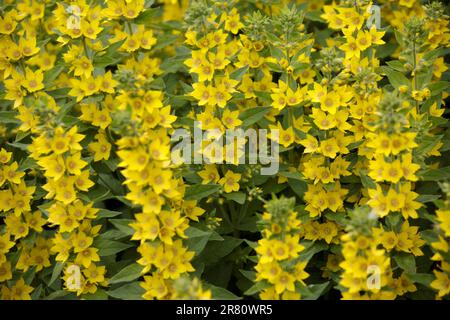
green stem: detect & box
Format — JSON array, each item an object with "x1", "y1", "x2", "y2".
[
  {"x1": 412, "y1": 37, "x2": 419, "y2": 113},
  {"x1": 237, "y1": 200, "x2": 249, "y2": 226},
  {"x1": 218, "y1": 202, "x2": 233, "y2": 230},
  {"x1": 288, "y1": 105, "x2": 295, "y2": 164},
  {"x1": 82, "y1": 37, "x2": 89, "y2": 58},
  {"x1": 18, "y1": 60, "x2": 26, "y2": 74},
  {"x1": 228, "y1": 202, "x2": 240, "y2": 237},
  {"x1": 125, "y1": 20, "x2": 134, "y2": 35}
]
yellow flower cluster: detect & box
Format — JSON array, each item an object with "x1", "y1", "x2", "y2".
[
  {"x1": 0, "y1": 0, "x2": 449, "y2": 301},
  {"x1": 255, "y1": 197, "x2": 308, "y2": 300}
]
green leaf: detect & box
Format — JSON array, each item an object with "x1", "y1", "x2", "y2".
[
  {"x1": 104, "y1": 38, "x2": 127, "y2": 56},
  {"x1": 237, "y1": 215, "x2": 258, "y2": 232},
  {"x1": 223, "y1": 192, "x2": 246, "y2": 204},
  {"x1": 48, "y1": 262, "x2": 64, "y2": 287},
  {"x1": 428, "y1": 81, "x2": 450, "y2": 96},
  {"x1": 31, "y1": 285, "x2": 43, "y2": 300},
  {"x1": 97, "y1": 209, "x2": 123, "y2": 219},
  {"x1": 299, "y1": 241, "x2": 328, "y2": 262},
  {"x1": 44, "y1": 64, "x2": 65, "y2": 85},
  {"x1": 305, "y1": 10, "x2": 325, "y2": 23},
  {"x1": 8, "y1": 141, "x2": 28, "y2": 151},
  {"x1": 185, "y1": 226, "x2": 212, "y2": 238},
  {"x1": 405, "y1": 273, "x2": 434, "y2": 286},
  {"x1": 0, "y1": 111, "x2": 20, "y2": 124},
  {"x1": 184, "y1": 184, "x2": 221, "y2": 201},
  {"x1": 420, "y1": 230, "x2": 439, "y2": 244},
  {"x1": 360, "y1": 172, "x2": 376, "y2": 189},
  {"x1": 254, "y1": 91, "x2": 272, "y2": 103},
  {"x1": 422, "y1": 47, "x2": 448, "y2": 61},
  {"x1": 288, "y1": 178, "x2": 308, "y2": 198},
  {"x1": 93, "y1": 52, "x2": 127, "y2": 69},
  {"x1": 418, "y1": 167, "x2": 450, "y2": 181},
  {"x1": 394, "y1": 253, "x2": 416, "y2": 274},
  {"x1": 199, "y1": 236, "x2": 242, "y2": 264},
  {"x1": 230, "y1": 65, "x2": 248, "y2": 81},
  {"x1": 97, "y1": 229, "x2": 129, "y2": 241},
  {"x1": 43, "y1": 290, "x2": 73, "y2": 300},
  {"x1": 244, "y1": 239, "x2": 258, "y2": 250},
  {"x1": 207, "y1": 284, "x2": 241, "y2": 300},
  {"x1": 324, "y1": 212, "x2": 349, "y2": 225},
  {"x1": 97, "y1": 173, "x2": 125, "y2": 195},
  {"x1": 394, "y1": 29, "x2": 405, "y2": 47},
  {"x1": 298, "y1": 282, "x2": 330, "y2": 300},
  {"x1": 416, "y1": 194, "x2": 440, "y2": 203},
  {"x1": 19, "y1": 158, "x2": 37, "y2": 171},
  {"x1": 239, "y1": 107, "x2": 270, "y2": 127},
  {"x1": 269, "y1": 44, "x2": 284, "y2": 61},
  {"x1": 107, "y1": 282, "x2": 145, "y2": 300},
  {"x1": 94, "y1": 239, "x2": 133, "y2": 257},
  {"x1": 265, "y1": 62, "x2": 284, "y2": 73},
  {"x1": 386, "y1": 60, "x2": 407, "y2": 72},
  {"x1": 83, "y1": 289, "x2": 109, "y2": 300},
  {"x1": 153, "y1": 34, "x2": 178, "y2": 51},
  {"x1": 244, "y1": 281, "x2": 271, "y2": 296},
  {"x1": 15, "y1": 131, "x2": 30, "y2": 142},
  {"x1": 134, "y1": 7, "x2": 161, "y2": 24},
  {"x1": 378, "y1": 66, "x2": 410, "y2": 88},
  {"x1": 239, "y1": 269, "x2": 256, "y2": 281},
  {"x1": 109, "y1": 219, "x2": 134, "y2": 236},
  {"x1": 85, "y1": 185, "x2": 111, "y2": 202},
  {"x1": 185, "y1": 227, "x2": 213, "y2": 255},
  {"x1": 109, "y1": 263, "x2": 144, "y2": 284},
  {"x1": 416, "y1": 135, "x2": 444, "y2": 156},
  {"x1": 279, "y1": 171, "x2": 303, "y2": 180}
]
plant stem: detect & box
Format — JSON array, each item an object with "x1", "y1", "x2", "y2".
[{"x1": 412, "y1": 36, "x2": 419, "y2": 113}]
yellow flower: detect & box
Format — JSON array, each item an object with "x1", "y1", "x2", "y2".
[
  {"x1": 18, "y1": 37, "x2": 40, "y2": 57},
  {"x1": 22, "y1": 68, "x2": 44, "y2": 92},
  {"x1": 223, "y1": 8, "x2": 244, "y2": 34},
  {"x1": 24, "y1": 211, "x2": 46, "y2": 232},
  {"x1": 81, "y1": 19, "x2": 103, "y2": 40},
  {"x1": 273, "y1": 271, "x2": 296, "y2": 294},
  {"x1": 0, "y1": 233, "x2": 14, "y2": 255},
  {"x1": 73, "y1": 232, "x2": 94, "y2": 253},
  {"x1": 386, "y1": 188, "x2": 406, "y2": 213},
  {"x1": 218, "y1": 170, "x2": 241, "y2": 193},
  {"x1": 320, "y1": 91, "x2": 341, "y2": 114},
  {"x1": 269, "y1": 122, "x2": 295, "y2": 148},
  {"x1": 198, "y1": 165, "x2": 220, "y2": 184},
  {"x1": 431, "y1": 271, "x2": 450, "y2": 298},
  {"x1": 89, "y1": 133, "x2": 111, "y2": 162},
  {"x1": 319, "y1": 138, "x2": 340, "y2": 158},
  {"x1": 0, "y1": 261, "x2": 12, "y2": 282},
  {"x1": 270, "y1": 92, "x2": 287, "y2": 110},
  {"x1": 190, "y1": 82, "x2": 213, "y2": 106},
  {"x1": 355, "y1": 30, "x2": 372, "y2": 51},
  {"x1": 72, "y1": 56, "x2": 93, "y2": 78},
  {"x1": 380, "y1": 231, "x2": 398, "y2": 250},
  {"x1": 75, "y1": 247, "x2": 100, "y2": 268},
  {"x1": 221, "y1": 109, "x2": 242, "y2": 129},
  {"x1": 0, "y1": 13, "x2": 18, "y2": 35},
  {"x1": 9, "y1": 279, "x2": 33, "y2": 300},
  {"x1": 312, "y1": 108, "x2": 337, "y2": 130}
]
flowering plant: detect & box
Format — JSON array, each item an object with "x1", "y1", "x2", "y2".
[{"x1": 0, "y1": 0, "x2": 449, "y2": 300}]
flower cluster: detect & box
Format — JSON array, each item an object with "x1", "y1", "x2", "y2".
[
  {"x1": 0, "y1": 0, "x2": 449, "y2": 300},
  {"x1": 254, "y1": 197, "x2": 308, "y2": 299}
]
